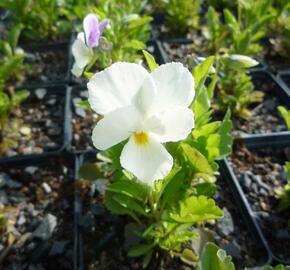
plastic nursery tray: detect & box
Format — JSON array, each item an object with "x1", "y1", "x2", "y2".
[
  {"x1": 0, "y1": 85, "x2": 71, "y2": 165},
  {"x1": 67, "y1": 85, "x2": 95, "y2": 154},
  {"x1": 21, "y1": 40, "x2": 72, "y2": 87},
  {"x1": 219, "y1": 134, "x2": 290, "y2": 265},
  {"x1": 0, "y1": 153, "x2": 77, "y2": 270},
  {"x1": 277, "y1": 71, "x2": 290, "y2": 96}
]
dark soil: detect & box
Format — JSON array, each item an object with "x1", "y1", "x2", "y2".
[
  {"x1": 1, "y1": 88, "x2": 65, "y2": 158},
  {"x1": 208, "y1": 177, "x2": 267, "y2": 269},
  {"x1": 0, "y1": 156, "x2": 75, "y2": 270},
  {"x1": 232, "y1": 75, "x2": 288, "y2": 137},
  {"x1": 22, "y1": 47, "x2": 68, "y2": 86},
  {"x1": 229, "y1": 143, "x2": 290, "y2": 262},
  {"x1": 71, "y1": 89, "x2": 97, "y2": 151}
]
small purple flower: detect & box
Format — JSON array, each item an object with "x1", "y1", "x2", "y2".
[{"x1": 83, "y1": 14, "x2": 110, "y2": 48}]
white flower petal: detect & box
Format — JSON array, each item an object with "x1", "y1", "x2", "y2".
[
  {"x1": 72, "y1": 38, "x2": 93, "y2": 69},
  {"x1": 150, "y1": 106, "x2": 194, "y2": 143},
  {"x1": 71, "y1": 62, "x2": 84, "y2": 78},
  {"x1": 120, "y1": 136, "x2": 173, "y2": 185},
  {"x1": 77, "y1": 32, "x2": 85, "y2": 42},
  {"x1": 92, "y1": 106, "x2": 141, "y2": 150},
  {"x1": 88, "y1": 62, "x2": 151, "y2": 115},
  {"x1": 151, "y1": 62, "x2": 195, "y2": 112},
  {"x1": 132, "y1": 75, "x2": 156, "y2": 115}
]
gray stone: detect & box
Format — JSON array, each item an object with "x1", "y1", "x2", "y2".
[
  {"x1": 0, "y1": 173, "x2": 22, "y2": 189},
  {"x1": 17, "y1": 212, "x2": 26, "y2": 226},
  {"x1": 25, "y1": 166, "x2": 38, "y2": 175},
  {"x1": 75, "y1": 108, "x2": 86, "y2": 118},
  {"x1": 42, "y1": 183, "x2": 52, "y2": 194},
  {"x1": 47, "y1": 98, "x2": 56, "y2": 106},
  {"x1": 32, "y1": 214, "x2": 57, "y2": 240},
  {"x1": 35, "y1": 89, "x2": 47, "y2": 100},
  {"x1": 220, "y1": 241, "x2": 241, "y2": 258},
  {"x1": 0, "y1": 190, "x2": 8, "y2": 204},
  {"x1": 49, "y1": 241, "x2": 67, "y2": 256},
  {"x1": 217, "y1": 207, "x2": 234, "y2": 237}
]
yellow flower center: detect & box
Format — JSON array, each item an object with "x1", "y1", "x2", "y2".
[{"x1": 134, "y1": 131, "x2": 149, "y2": 145}]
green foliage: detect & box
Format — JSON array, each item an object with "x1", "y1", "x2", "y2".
[
  {"x1": 168, "y1": 195, "x2": 223, "y2": 223},
  {"x1": 165, "y1": 0, "x2": 200, "y2": 34},
  {"x1": 0, "y1": 0, "x2": 71, "y2": 42},
  {"x1": 276, "y1": 162, "x2": 290, "y2": 211},
  {"x1": 197, "y1": 243, "x2": 235, "y2": 270},
  {"x1": 215, "y1": 55, "x2": 264, "y2": 119},
  {"x1": 91, "y1": 0, "x2": 152, "y2": 66},
  {"x1": 205, "y1": 1, "x2": 274, "y2": 55},
  {"x1": 142, "y1": 50, "x2": 159, "y2": 72},
  {"x1": 205, "y1": 7, "x2": 229, "y2": 54},
  {"x1": 278, "y1": 106, "x2": 290, "y2": 130}
]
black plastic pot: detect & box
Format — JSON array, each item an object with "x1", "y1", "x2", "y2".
[
  {"x1": 220, "y1": 134, "x2": 290, "y2": 265},
  {"x1": 0, "y1": 85, "x2": 71, "y2": 165},
  {"x1": 0, "y1": 153, "x2": 77, "y2": 269},
  {"x1": 21, "y1": 40, "x2": 71, "y2": 87}
]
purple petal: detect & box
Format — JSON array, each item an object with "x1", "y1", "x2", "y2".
[
  {"x1": 83, "y1": 13, "x2": 100, "y2": 48},
  {"x1": 99, "y1": 19, "x2": 110, "y2": 35}
]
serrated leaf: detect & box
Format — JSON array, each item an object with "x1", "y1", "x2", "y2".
[
  {"x1": 142, "y1": 50, "x2": 158, "y2": 71},
  {"x1": 169, "y1": 195, "x2": 223, "y2": 223},
  {"x1": 196, "y1": 242, "x2": 235, "y2": 270}
]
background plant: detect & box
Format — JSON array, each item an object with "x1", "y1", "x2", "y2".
[
  {"x1": 0, "y1": 0, "x2": 71, "y2": 42},
  {"x1": 0, "y1": 25, "x2": 29, "y2": 155},
  {"x1": 79, "y1": 54, "x2": 233, "y2": 266},
  {"x1": 215, "y1": 55, "x2": 264, "y2": 119},
  {"x1": 165, "y1": 0, "x2": 200, "y2": 35}
]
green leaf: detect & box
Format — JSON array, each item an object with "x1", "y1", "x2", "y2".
[
  {"x1": 11, "y1": 89, "x2": 29, "y2": 107},
  {"x1": 8, "y1": 24, "x2": 24, "y2": 50},
  {"x1": 196, "y1": 242, "x2": 235, "y2": 270},
  {"x1": 192, "y1": 56, "x2": 215, "y2": 92},
  {"x1": 169, "y1": 195, "x2": 223, "y2": 223},
  {"x1": 224, "y1": 9, "x2": 239, "y2": 32},
  {"x1": 285, "y1": 162, "x2": 290, "y2": 182},
  {"x1": 181, "y1": 144, "x2": 214, "y2": 175},
  {"x1": 142, "y1": 50, "x2": 158, "y2": 71},
  {"x1": 78, "y1": 163, "x2": 103, "y2": 181},
  {"x1": 113, "y1": 194, "x2": 147, "y2": 215},
  {"x1": 278, "y1": 106, "x2": 290, "y2": 131},
  {"x1": 0, "y1": 55, "x2": 24, "y2": 81},
  {"x1": 77, "y1": 100, "x2": 91, "y2": 110},
  {"x1": 216, "y1": 110, "x2": 233, "y2": 159},
  {"x1": 260, "y1": 265, "x2": 290, "y2": 270},
  {"x1": 235, "y1": 29, "x2": 251, "y2": 54},
  {"x1": 105, "y1": 191, "x2": 140, "y2": 223},
  {"x1": 128, "y1": 243, "x2": 154, "y2": 257},
  {"x1": 0, "y1": 92, "x2": 10, "y2": 115},
  {"x1": 106, "y1": 179, "x2": 147, "y2": 202},
  {"x1": 124, "y1": 40, "x2": 146, "y2": 50}
]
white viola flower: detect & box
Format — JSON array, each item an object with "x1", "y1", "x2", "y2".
[
  {"x1": 71, "y1": 32, "x2": 93, "y2": 77},
  {"x1": 88, "y1": 62, "x2": 195, "y2": 185},
  {"x1": 71, "y1": 14, "x2": 110, "y2": 77}
]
